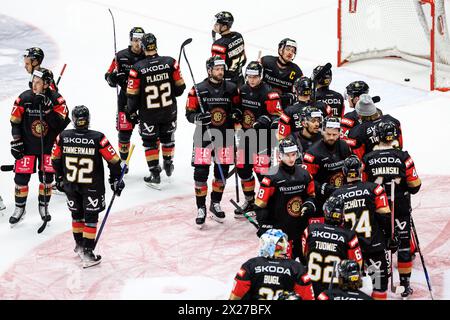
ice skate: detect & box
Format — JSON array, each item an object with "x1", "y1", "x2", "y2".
[{"x1": 209, "y1": 202, "x2": 225, "y2": 223}]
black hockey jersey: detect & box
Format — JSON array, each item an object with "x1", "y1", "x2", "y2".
[
  {"x1": 317, "y1": 288, "x2": 372, "y2": 300},
  {"x1": 331, "y1": 181, "x2": 391, "y2": 253},
  {"x1": 51, "y1": 129, "x2": 122, "y2": 194},
  {"x1": 127, "y1": 54, "x2": 185, "y2": 122},
  {"x1": 260, "y1": 55, "x2": 303, "y2": 94},
  {"x1": 211, "y1": 31, "x2": 247, "y2": 84},
  {"x1": 315, "y1": 87, "x2": 345, "y2": 119},
  {"x1": 230, "y1": 256, "x2": 314, "y2": 300},
  {"x1": 10, "y1": 89, "x2": 69, "y2": 154},
  {"x1": 292, "y1": 130, "x2": 322, "y2": 155},
  {"x1": 346, "y1": 114, "x2": 402, "y2": 159}
]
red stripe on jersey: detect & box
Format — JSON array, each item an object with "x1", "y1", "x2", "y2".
[
  {"x1": 277, "y1": 122, "x2": 291, "y2": 138},
  {"x1": 325, "y1": 105, "x2": 332, "y2": 117},
  {"x1": 353, "y1": 145, "x2": 365, "y2": 160},
  {"x1": 186, "y1": 89, "x2": 199, "y2": 111},
  {"x1": 280, "y1": 113, "x2": 290, "y2": 123},
  {"x1": 261, "y1": 177, "x2": 271, "y2": 186},
  {"x1": 11, "y1": 105, "x2": 25, "y2": 121},
  {"x1": 341, "y1": 117, "x2": 354, "y2": 127},
  {"x1": 304, "y1": 162, "x2": 319, "y2": 177},
  {"x1": 345, "y1": 138, "x2": 357, "y2": 147},
  {"x1": 374, "y1": 185, "x2": 384, "y2": 195},
  {"x1": 57, "y1": 96, "x2": 65, "y2": 104},
  {"x1": 231, "y1": 279, "x2": 251, "y2": 298},
  {"x1": 405, "y1": 157, "x2": 414, "y2": 168},
  {"x1": 375, "y1": 193, "x2": 388, "y2": 210},
  {"x1": 237, "y1": 268, "x2": 246, "y2": 278},
  {"x1": 268, "y1": 92, "x2": 280, "y2": 100},
  {"x1": 317, "y1": 292, "x2": 329, "y2": 300},
  {"x1": 303, "y1": 153, "x2": 315, "y2": 163},
  {"x1": 100, "y1": 145, "x2": 119, "y2": 162},
  {"x1": 53, "y1": 104, "x2": 68, "y2": 118},
  {"x1": 349, "y1": 235, "x2": 359, "y2": 248},
  {"x1": 51, "y1": 139, "x2": 62, "y2": 159},
  {"x1": 348, "y1": 246, "x2": 363, "y2": 264},
  {"x1": 301, "y1": 273, "x2": 311, "y2": 284},
  {"x1": 306, "y1": 178, "x2": 315, "y2": 196},
  {"x1": 15, "y1": 97, "x2": 21, "y2": 104},
  {"x1": 129, "y1": 69, "x2": 138, "y2": 78},
  {"x1": 256, "y1": 185, "x2": 275, "y2": 203},
  {"x1": 309, "y1": 217, "x2": 324, "y2": 224},
  {"x1": 294, "y1": 283, "x2": 315, "y2": 300},
  {"x1": 266, "y1": 99, "x2": 281, "y2": 115},
  {"x1": 172, "y1": 60, "x2": 182, "y2": 81},
  {"x1": 107, "y1": 58, "x2": 117, "y2": 73},
  {"x1": 211, "y1": 44, "x2": 226, "y2": 53}
]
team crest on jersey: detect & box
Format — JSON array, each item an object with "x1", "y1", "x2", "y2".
[
  {"x1": 330, "y1": 172, "x2": 345, "y2": 187},
  {"x1": 31, "y1": 120, "x2": 48, "y2": 138},
  {"x1": 210, "y1": 107, "x2": 227, "y2": 126},
  {"x1": 243, "y1": 110, "x2": 255, "y2": 129},
  {"x1": 287, "y1": 196, "x2": 303, "y2": 218}
]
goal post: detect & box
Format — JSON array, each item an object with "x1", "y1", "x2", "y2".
[{"x1": 338, "y1": 0, "x2": 450, "y2": 91}]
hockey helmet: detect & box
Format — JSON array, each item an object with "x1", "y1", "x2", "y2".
[
  {"x1": 302, "y1": 106, "x2": 323, "y2": 123},
  {"x1": 24, "y1": 47, "x2": 44, "y2": 64},
  {"x1": 323, "y1": 196, "x2": 345, "y2": 226},
  {"x1": 278, "y1": 138, "x2": 301, "y2": 158},
  {"x1": 245, "y1": 60, "x2": 263, "y2": 78},
  {"x1": 278, "y1": 38, "x2": 297, "y2": 54},
  {"x1": 32, "y1": 68, "x2": 54, "y2": 85},
  {"x1": 345, "y1": 81, "x2": 369, "y2": 99},
  {"x1": 376, "y1": 121, "x2": 399, "y2": 143},
  {"x1": 294, "y1": 76, "x2": 312, "y2": 96},
  {"x1": 258, "y1": 229, "x2": 289, "y2": 259},
  {"x1": 342, "y1": 155, "x2": 362, "y2": 179},
  {"x1": 141, "y1": 33, "x2": 157, "y2": 51},
  {"x1": 214, "y1": 11, "x2": 234, "y2": 28},
  {"x1": 206, "y1": 55, "x2": 227, "y2": 72},
  {"x1": 72, "y1": 105, "x2": 90, "y2": 130},
  {"x1": 322, "y1": 116, "x2": 341, "y2": 131},
  {"x1": 338, "y1": 259, "x2": 363, "y2": 291},
  {"x1": 312, "y1": 65, "x2": 332, "y2": 86},
  {"x1": 129, "y1": 27, "x2": 145, "y2": 40}
]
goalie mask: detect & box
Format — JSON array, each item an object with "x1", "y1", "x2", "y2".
[{"x1": 258, "y1": 229, "x2": 289, "y2": 259}]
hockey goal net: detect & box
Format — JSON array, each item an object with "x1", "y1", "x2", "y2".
[{"x1": 338, "y1": 0, "x2": 450, "y2": 91}]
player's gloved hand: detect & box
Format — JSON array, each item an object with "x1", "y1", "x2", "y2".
[
  {"x1": 257, "y1": 224, "x2": 274, "y2": 238},
  {"x1": 109, "y1": 176, "x2": 125, "y2": 196},
  {"x1": 253, "y1": 115, "x2": 272, "y2": 129},
  {"x1": 106, "y1": 71, "x2": 126, "y2": 87},
  {"x1": 35, "y1": 93, "x2": 52, "y2": 110},
  {"x1": 55, "y1": 175, "x2": 65, "y2": 193},
  {"x1": 320, "y1": 183, "x2": 337, "y2": 197},
  {"x1": 231, "y1": 108, "x2": 243, "y2": 123},
  {"x1": 280, "y1": 93, "x2": 296, "y2": 107},
  {"x1": 300, "y1": 201, "x2": 316, "y2": 217},
  {"x1": 386, "y1": 233, "x2": 399, "y2": 253},
  {"x1": 10, "y1": 139, "x2": 24, "y2": 160},
  {"x1": 125, "y1": 111, "x2": 139, "y2": 124},
  {"x1": 194, "y1": 112, "x2": 212, "y2": 126}
]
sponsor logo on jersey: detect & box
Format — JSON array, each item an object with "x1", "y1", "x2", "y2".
[
  {"x1": 237, "y1": 268, "x2": 246, "y2": 278},
  {"x1": 140, "y1": 64, "x2": 170, "y2": 74},
  {"x1": 31, "y1": 120, "x2": 48, "y2": 138},
  {"x1": 286, "y1": 196, "x2": 303, "y2": 218},
  {"x1": 368, "y1": 157, "x2": 401, "y2": 165},
  {"x1": 340, "y1": 188, "x2": 370, "y2": 200},
  {"x1": 301, "y1": 273, "x2": 311, "y2": 283},
  {"x1": 374, "y1": 185, "x2": 384, "y2": 195},
  {"x1": 345, "y1": 138, "x2": 356, "y2": 147},
  {"x1": 261, "y1": 177, "x2": 271, "y2": 186},
  {"x1": 268, "y1": 92, "x2": 279, "y2": 100},
  {"x1": 100, "y1": 137, "x2": 109, "y2": 147},
  {"x1": 210, "y1": 107, "x2": 227, "y2": 126},
  {"x1": 254, "y1": 265, "x2": 292, "y2": 275},
  {"x1": 15, "y1": 97, "x2": 21, "y2": 104},
  {"x1": 311, "y1": 230, "x2": 345, "y2": 243},
  {"x1": 243, "y1": 109, "x2": 256, "y2": 129},
  {"x1": 405, "y1": 157, "x2": 413, "y2": 168},
  {"x1": 63, "y1": 137, "x2": 95, "y2": 145},
  {"x1": 303, "y1": 153, "x2": 314, "y2": 163},
  {"x1": 341, "y1": 118, "x2": 354, "y2": 126},
  {"x1": 280, "y1": 113, "x2": 290, "y2": 123},
  {"x1": 349, "y1": 236, "x2": 359, "y2": 247},
  {"x1": 212, "y1": 44, "x2": 226, "y2": 53},
  {"x1": 129, "y1": 69, "x2": 138, "y2": 78}
]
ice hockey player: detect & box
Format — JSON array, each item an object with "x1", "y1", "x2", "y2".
[
  {"x1": 317, "y1": 259, "x2": 373, "y2": 300},
  {"x1": 332, "y1": 155, "x2": 395, "y2": 300},
  {"x1": 312, "y1": 65, "x2": 345, "y2": 119},
  {"x1": 260, "y1": 38, "x2": 303, "y2": 107},
  {"x1": 211, "y1": 11, "x2": 247, "y2": 86},
  {"x1": 9, "y1": 68, "x2": 69, "y2": 225},
  {"x1": 105, "y1": 27, "x2": 146, "y2": 164},
  {"x1": 51, "y1": 105, "x2": 125, "y2": 268},
  {"x1": 362, "y1": 121, "x2": 422, "y2": 298},
  {"x1": 278, "y1": 76, "x2": 331, "y2": 141},
  {"x1": 346, "y1": 94, "x2": 402, "y2": 159},
  {"x1": 229, "y1": 228, "x2": 314, "y2": 300},
  {"x1": 127, "y1": 33, "x2": 186, "y2": 189},
  {"x1": 340, "y1": 80, "x2": 370, "y2": 138},
  {"x1": 291, "y1": 106, "x2": 323, "y2": 154},
  {"x1": 23, "y1": 47, "x2": 57, "y2": 91},
  {"x1": 303, "y1": 117, "x2": 352, "y2": 215},
  {"x1": 254, "y1": 138, "x2": 316, "y2": 260},
  {"x1": 185, "y1": 56, "x2": 240, "y2": 228},
  {"x1": 233, "y1": 61, "x2": 282, "y2": 217},
  {"x1": 302, "y1": 196, "x2": 363, "y2": 297}
]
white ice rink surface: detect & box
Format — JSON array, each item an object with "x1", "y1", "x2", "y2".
[{"x1": 0, "y1": 0, "x2": 449, "y2": 299}]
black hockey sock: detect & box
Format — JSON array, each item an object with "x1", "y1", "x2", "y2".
[
  {"x1": 145, "y1": 146, "x2": 160, "y2": 168},
  {"x1": 211, "y1": 179, "x2": 225, "y2": 203},
  {"x1": 14, "y1": 184, "x2": 28, "y2": 208}
]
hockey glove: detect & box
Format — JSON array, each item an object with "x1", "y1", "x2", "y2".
[
  {"x1": 10, "y1": 140, "x2": 24, "y2": 160},
  {"x1": 253, "y1": 115, "x2": 272, "y2": 130},
  {"x1": 125, "y1": 111, "x2": 139, "y2": 124},
  {"x1": 230, "y1": 108, "x2": 243, "y2": 123},
  {"x1": 106, "y1": 71, "x2": 127, "y2": 87},
  {"x1": 280, "y1": 93, "x2": 296, "y2": 108},
  {"x1": 386, "y1": 232, "x2": 399, "y2": 253},
  {"x1": 320, "y1": 183, "x2": 337, "y2": 197},
  {"x1": 35, "y1": 93, "x2": 52, "y2": 111},
  {"x1": 257, "y1": 224, "x2": 274, "y2": 238},
  {"x1": 300, "y1": 201, "x2": 316, "y2": 217},
  {"x1": 194, "y1": 112, "x2": 212, "y2": 126},
  {"x1": 55, "y1": 175, "x2": 65, "y2": 193},
  {"x1": 109, "y1": 176, "x2": 125, "y2": 196}
]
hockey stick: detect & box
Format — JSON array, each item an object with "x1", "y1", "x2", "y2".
[
  {"x1": 311, "y1": 62, "x2": 332, "y2": 103},
  {"x1": 1, "y1": 165, "x2": 15, "y2": 172},
  {"x1": 389, "y1": 181, "x2": 405, "y2": 294},
  {"x1": 212, "y1": 30, "x2": 216, "y2": 42},
  {"x1": 230, "y1": 198, "x2": 259, "y2": 229},
  {"x1": 178, "y1": 38, "x2": 192, "y2": 65},
  {"x1": 108, "y1": 8, "x2": 121, "y2": 118},
  {"x1": 94, "y1": 144, "x2": 135, "y2": 250},
  {"x1": 37, "y1": 97, "x2": 50, "y2": 234},
  {"x1": 328, "y1": 260, "x2": 338, "y2": 300},
  {"x1": 234, "y1": 133, "x2": 240, "y2": 203},
  {"x1": 410, "y1": 214, "x2": 434, "y2": 300},
  {"x1": 56, "y1": 63, "x2": 67, "y2": 86},
  {"x1": 181, "y1": 41, "x2": 227, "y2": 184}
]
